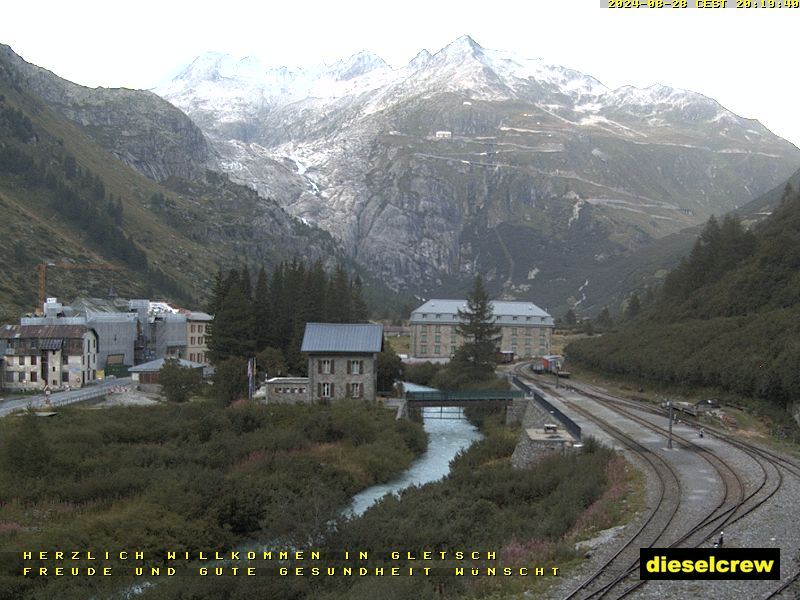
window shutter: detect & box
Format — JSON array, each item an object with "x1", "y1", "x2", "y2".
[
  {"x1": 330, "y1": 383, "x2": 335, "y2": 398},
  {"x1": 346, "y1": 360, "x2": 351, "y2": 374},
  {"x1": 318, "y1": 360, "x2": 322, "y2": 374},
  {"x1": 317, "y1": 383, "x2": 322, "y2": 397},
  {"x1": 331, "y1": 360, "x2": 335, "y2": 374},
  {"x1": 360, "y1": 360, "x2": 364, "y2": 374}
]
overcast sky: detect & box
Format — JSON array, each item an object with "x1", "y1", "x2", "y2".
[{"x1": 3, "y1": 0, "x2": 799, "y2": 147}]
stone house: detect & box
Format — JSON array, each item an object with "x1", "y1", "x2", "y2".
[
  {"x1": 0, "y1": 324, "x2": 99, "y2": 391},
  {"x1": 300, "y1": 323, "x2": 383, "y2": 402}
]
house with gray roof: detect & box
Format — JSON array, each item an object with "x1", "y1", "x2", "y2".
[
  {"x1": 409, "y1": 299, "x2": 553, "y2": 360},
  {"x1": 299, "y1": 323, "x2": 383, "y2": 403}
]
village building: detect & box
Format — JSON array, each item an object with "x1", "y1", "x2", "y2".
[
  {"x1": 409, "y1": 299, "x2": 554, "y2": 360},
  {"x1": 182, "y1": 311, "x2": 212, "y2": 365},
  {"x1": 301, "y1": 323, "x2": 383, "y2": 402},
  {"x1": 0, "y1": 324, "x2": 98, "y2": 391},
  {"x1": 264, "y1": 377, "x2": 312, "y2": 404},
  {"x1": 17, "y1": 297, "x2": 213, "y2": 373},
  {"x1": 262, "y1": 323, "x2": 383, "y2": 405},
  {"x1": 129, "y1": 357, "x2": 205, "y2": 385}
]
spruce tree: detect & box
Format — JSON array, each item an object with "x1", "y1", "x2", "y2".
[
  {"x1": 240, "y1": 266, "x2": 252, "y2": 300},
  {"x1": 327, "y1": 264, "x2": 352, "y2": 323},
  {"x1": 451, "y1": 275, "x2": 501, "y2": 380},
  {"x1": 625, "y1": 293, "x2": 641, "y2": 320},
  {"x1": 595, "y1": 307, "x2": 613, "y2": 329},
  {"x1": 207, "y1": 282, "x2": 256, "y2": 363},
  {"x1": 351, "y1": 275, "x2": 369, "y2": 322},
  {"x1": 253, "y1": 267, "x2": 271, "y2": 352}
]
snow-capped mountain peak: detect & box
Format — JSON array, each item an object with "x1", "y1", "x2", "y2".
[{"x1": 325, "y1": 50, "x2": 388, "y2": 81}]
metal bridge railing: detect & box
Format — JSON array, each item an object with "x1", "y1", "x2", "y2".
[{"x1": 406, "y1": 390, "x2": 524, "y2": 402}]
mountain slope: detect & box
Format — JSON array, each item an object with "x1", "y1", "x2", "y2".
[
  {"x1": 567, "y1": 184, "x2": 800, "y2": 420},
  {"x1": 156, "y1": 36, "x2": 800, "y2": 308},
  {"x1": 0, "y1": 46, "x2": 342, "y2": 321}
]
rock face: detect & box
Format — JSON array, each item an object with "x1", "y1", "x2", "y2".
[
  {"x1": 0, "y1": 44, "x2": 210, "y2": 182},
  {"x1": 154, "y1": 36, "x2": 800, "y2": 305}
]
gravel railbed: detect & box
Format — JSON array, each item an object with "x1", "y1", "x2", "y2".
[{"x1": 536, "y1": 386, "x2": 799, "y2": 600}]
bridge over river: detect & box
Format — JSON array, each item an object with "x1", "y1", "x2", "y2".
[{"x1": 405, "y1": 389, "x2": 524, "y2": 408}]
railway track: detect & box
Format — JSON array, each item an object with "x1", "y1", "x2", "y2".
[{"x1": 511, "y1": 364, "x2": 796, "y2": 600}]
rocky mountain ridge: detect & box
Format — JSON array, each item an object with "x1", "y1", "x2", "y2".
[
  {"x1": 155, "y1": 36, "x2": 800, "y2": 309},
  {"x1": 0, "y1": 44, "x2": 211, "y2": 183}
]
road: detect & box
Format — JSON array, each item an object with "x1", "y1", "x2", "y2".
[{"x1": 0, "y1": 377, "x2": 132, "y2": 417}]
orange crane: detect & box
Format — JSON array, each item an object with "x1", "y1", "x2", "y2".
[{"x1": 36, "y1": 262, "x2": 123, "y2": 314}]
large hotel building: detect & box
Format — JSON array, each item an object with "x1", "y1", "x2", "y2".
[{"x1": 409, "y1": 299, "x2": 554, "y2": 359}]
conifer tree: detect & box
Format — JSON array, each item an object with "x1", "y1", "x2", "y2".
[
  {"x1": 240, "y1": 266, "x2": 252, "y2": 300},
  {"x1": 625, "y1": 293, "x2": 641, "y2": 320},
  {"x1": 207, "y1": 282, "x2": 256, "y2": 363},
  {"x1": 451, "y1": 275, "x2": 501, "y2": 380},
  {"x1": 268, "y1": 264, "x2": 285, "y2": 349},
  {"x1": 351, "y1": 275, "x2": 369, "y2": 322},
  {"x1": 206, "y1": 270, "x2": 229, "y2": 315},
  {"x1": 327, "y1": 264, "x2": 352, "y2": 323},
  {"x1": 595, "y1": 307, "x2": 613, "y2": 329},
  {"x1": 253, "y1": 267, "x2": 271, "y2": 352}
]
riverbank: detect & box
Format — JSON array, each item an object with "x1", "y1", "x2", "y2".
[
  {"x1": 132, "y1": 409, "x2": 636, "y2": 600},
  {"x1": 0, "y1": 400, "x2": 426, "y2": 600}
]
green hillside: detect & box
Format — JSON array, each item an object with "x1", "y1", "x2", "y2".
[
  {"x1": 0, "y1": 50, "x2": 341, "y2": 322},
  {"x1": 568, "y1": 183, "x2": 800, "y2": 422}
]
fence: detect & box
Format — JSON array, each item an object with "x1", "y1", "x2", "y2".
[
  {"x1": 25, "y1": 378, "x2": 132, "y2": 411},
  {"x1": 510, "y1": 375, "x2": 582, "y2": 441}
]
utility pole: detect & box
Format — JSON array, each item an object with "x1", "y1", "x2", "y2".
[{"x1": 667, "y1": 401, "x2": 673, "y2": 449}]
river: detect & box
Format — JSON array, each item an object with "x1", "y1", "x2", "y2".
[
  {"x1": 345, "y1": 404, "x2": 483, "y2": 516},
  {"x1": 121, "y1": 393, "x2": 479, "y2": 598}
]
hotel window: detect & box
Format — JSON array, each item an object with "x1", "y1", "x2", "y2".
[
  {"x1": 320, "y1": 359, "x2": 333, "y2": 374},
  {"x1": 320, "y1": 382, "x2": 332, "y2": 398},
  {"x1": 435, "y1": 324, "x2": 441, "y2": 333},
  {"x1": 191, "y1": 324, "x2": 195, "y2": 333},
  {"x1": 435, "y1": 335, "x2": 441, "y2": 343},
  {"x1": 512, "y1": 316, "x2": 518, "y2": 321},
  {"x1": 450, "y1": 345, "x2": 456, "y2": 355},
  {"x1": 420, "y1": 344, "x2": 427, "y2": 355},
  {"x1": 434, "y1": 344, "x2": 440, "y2": 354},
  {"x1": 525, "y1": 328, "x2": 531, "y2": 336},
  {"x1": 350, "y1": 382, "x2": 362, "y2": 398},
  {"x1": 511, "y1": 327, "x2": 517, "y2": 334},
  {"x1": 191, "y1": 337, "x2": 196, "y2": 345},
  {"x1": 31, "y1": 355, "x2": 37, "y2": 365},
  {"x1": 421, "y1": 333, "x2": 427, "y2": 342}
]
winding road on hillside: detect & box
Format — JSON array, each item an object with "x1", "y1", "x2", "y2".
[{"x1": 510, "y1": 364, "x2": 800, "y2": 600}]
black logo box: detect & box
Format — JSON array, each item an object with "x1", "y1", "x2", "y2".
[{"x1": 640, "y1": 548, "x2": 780, "y2": 580}]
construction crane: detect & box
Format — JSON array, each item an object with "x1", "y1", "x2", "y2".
[{"x1": 36, "y1": 262, "x2": 123, "y2": 314}]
